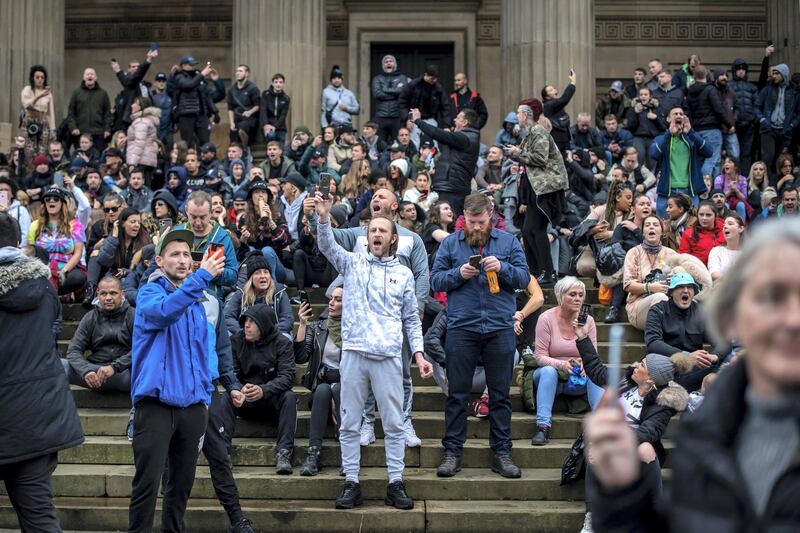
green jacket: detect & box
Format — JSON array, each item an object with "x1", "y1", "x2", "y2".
[
  {"x1": 298, "y1": 145, "x2": 342, "y2": 185},
  {"x1": 513, "y1": 123, "x2": 568, "y2": 196},
  {"x1": 66, "y1": 82, "x2": 113, "y2": 134}
]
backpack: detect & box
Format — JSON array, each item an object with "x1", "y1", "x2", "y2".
[{"x1": 519, "y1": 346, "x2": 537, "y2": 412}]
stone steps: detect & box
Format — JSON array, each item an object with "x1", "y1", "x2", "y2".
[{"x1": 0, "y1": 496, "x2": 586, "y2": 532}]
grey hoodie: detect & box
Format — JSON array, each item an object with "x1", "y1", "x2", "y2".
[{"x1": 317, "y1": 219, "x2": 423, "y2": 358}]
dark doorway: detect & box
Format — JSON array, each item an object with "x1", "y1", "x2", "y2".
[{"x1": 370, "y1": 42, "x2": 455, "y2": 119}]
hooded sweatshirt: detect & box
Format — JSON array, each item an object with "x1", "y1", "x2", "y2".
[
  {"x1": 231, "y1": 303, "x2": 295, "y2": 398},
  {"x1": 165, "y1": 165, "x2": 188, "y2": 210},
  {"x1": 729, "y1": 58, "x2": 758, "y2": 124},
  {"x1": 316, "y1": 219, "x2": 424, "y2": 358}
]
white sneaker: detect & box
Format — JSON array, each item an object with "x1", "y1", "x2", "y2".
[
  {"x1": 403, "y1": 419, "x2": 422, "y2": 447},
  {"x1": 359, "y1": 422, "x2": 376, "y2": 446},
  {"x1": 580, "y1": 512, "x2": 593, "y2": 533}
]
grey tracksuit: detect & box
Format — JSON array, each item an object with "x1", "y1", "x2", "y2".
[{"x1": 317, "y1": 219, "x2": 423, "y2": 483}]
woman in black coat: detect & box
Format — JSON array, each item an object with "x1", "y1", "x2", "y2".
[{"x1": 574, "y1": 320, "x2": 691, "y2": 532}]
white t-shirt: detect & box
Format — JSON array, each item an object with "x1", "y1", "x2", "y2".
[
  {"x1": 621, "y1": 388, "x2": 645, "y2": 428},
  {"x1": 708, "y1": 246, "x2": 740, "y2": 276}
]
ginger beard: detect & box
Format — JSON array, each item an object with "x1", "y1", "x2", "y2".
[{"x1": 464, "y1": 210, "x2": 492, "y2": 247}]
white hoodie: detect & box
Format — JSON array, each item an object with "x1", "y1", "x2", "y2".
[{"x1": 317, "y1": 219, "x2": 423, "y2": 358}]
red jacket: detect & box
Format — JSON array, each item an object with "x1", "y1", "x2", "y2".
[{"x1": 676, "y1": 217, "x2": 725, "y2": 265}]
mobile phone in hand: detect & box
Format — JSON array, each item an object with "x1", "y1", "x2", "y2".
[
  {"x1": 208, "y1": 242, "x2": 224, "y2": 259},
  {"x1": 157, "y1": 218, "x2": 172, "y2": 234},
  {"x1": 318, "y1": 174, "x2": 331, "y2": 199},
  {"x1": 299, "y1": 290, "x2": 310, "y2": 306},
  {"x1": 0, "y1": 191, "x2": 8, "y2": 208},
  {"x1": 150, "y1": 42, "x2": 158, "y2": 52},
  {"x1": 576, "y1": 303, "x2": 592, "y2": 326},
  {"x1": 469, "y1": 255, "x2": 482, "y2": 269}
]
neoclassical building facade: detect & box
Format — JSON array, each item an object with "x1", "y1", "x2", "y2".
[{"x1": 1, "y1": 0, "x2": 797, "y2": 146}]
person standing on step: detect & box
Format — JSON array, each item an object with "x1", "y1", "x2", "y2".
[
  {"x1": 431, "y1": 193, "x2": 530, "y2": 479},
  {"x1": 313, "y1": 190, "x2": 433, "y2": 511},
  {"x1": 128, "y1": 228, "x2": 225, "y2": 532},
  {"x1": 0, "y1": 212, "x2": 84, "y2": 533}
]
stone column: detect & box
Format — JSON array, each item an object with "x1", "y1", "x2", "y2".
[
  {"x1": 501, "y1": 0, "x2": 594, "y2": 120},
  {"x1": 233, "y1": 0, "x2": 325, "y2": 133},
  {"x1": 766, "y1": 0, "x2": 800, "y2": 70},
  {"x1": 0, "y1": 0, "x2": 65, "y2": 126}
]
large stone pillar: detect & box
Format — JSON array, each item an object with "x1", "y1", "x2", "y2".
[
  {"x1": 233, "y1": 0, "x2": 325, "y2": 133},
  {"x1": 766, "y1": 0, "x2": 800, "y2": 70},
  {"x1": 0, "y1": 0, "x2": 65, "y2": 126},
  {"x1": 501, "y1": 0, "x2": 594, "y2": 120}
]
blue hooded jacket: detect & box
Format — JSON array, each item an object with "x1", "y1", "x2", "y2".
[
  {"x1": 165, "y1": 165, "x2": 188, "y2": 211},
  {"x1": 132, "y1": 268, "x2": 217, "y2": 407},
  {"x1": 649, "y1": 129, "x2": 713, "y2": 197}
]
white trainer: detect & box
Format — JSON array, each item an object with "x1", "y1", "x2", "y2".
[
  {"x1": 403, "y1": 418, "x2": 422, "y2": 447},
  {"x1": 359, "y1": 422, "x2": 376, "y2": 446},
  {"x1": 580, "y1": 512, "x2": 593, "y2": 533}
]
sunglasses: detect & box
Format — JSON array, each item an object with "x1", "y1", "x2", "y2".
[
  {"x1": 44, "y1": 197, "x2": 62, "y2": 204},
  {"x1": 104, "y1": 206, "x2": 120, "y2": 213}
]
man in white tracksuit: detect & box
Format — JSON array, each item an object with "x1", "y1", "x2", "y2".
[{"x1": 313, "y1": 191, "x2": 433, "y2": 511}]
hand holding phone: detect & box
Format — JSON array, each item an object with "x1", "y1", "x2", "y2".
[
  {"x1": 319, "y1": 174, "x2": 332, "y2": 199},
  {"x1": 576, "y1": 303, "x2": 592, "y2": 327},
  {"x1": 469, "y1": 255, "x2": 482, "y2": 269},
  {"x1": 208, "y1": 243, "x2": 225, "y2": 260},
  {"x1": 0, "y1": 191, "x2": 9, "y2": 209}
]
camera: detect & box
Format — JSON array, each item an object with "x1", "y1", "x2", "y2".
[
  {"x1": 26, "y1": 121, "x2": 41, "y2": 137},
  {"x1": 644, "y1": 268, "x2": 668, "y2": 284}
]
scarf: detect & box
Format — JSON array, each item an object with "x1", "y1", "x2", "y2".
[
  {"x1": 771, "y1": 86, "x2": 786, "y2": 129},
  {"x1": 671, "y1": 211, "x2": 690, "y2": 234},
  {"x1": 642, "y1": 241, "x2": 662, "y2": 256},
  {"x1": 327, "y1": 315, "x2": 342, "y2": 347}
]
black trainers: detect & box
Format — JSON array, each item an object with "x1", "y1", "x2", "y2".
[
  {"x1": 491, "y1": 454, "x2": 522, "y2": 478},
  {"x1": 299, "y1": 446, "x2": 321, "y2": 477},
  {"x1": 81, "y1": 283, "x2": 96, "y2": 308},
  {"x1": 536, "y1": 271, "x2": 557, "y2": 288},
  {"x1": 384, "y1": 480, "x2": 414, "y2": 510},
  {"x1": 275, "y1": 449, "x2": 293, "y2": 475},
  {"x1": 531, "y1": 425, "x2": 551, "y2": 446},
  {"x1": 335, "y1": 480, "x2": 363, "y2": 509},
  {"x1": 436, "y1": 452, "x2": 462, "y2": 478},
  {"x1": 604, "y1": 305, "x2": 621, "y2": 323},
  {"x1": 229, "y1": 518, "x2": 255, "y2": 533}
]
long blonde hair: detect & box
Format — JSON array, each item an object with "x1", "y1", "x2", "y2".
[
  {"x1": 34, "y1": 200, "x2": 72, "y2": 241},
  {"x1": 241, "y1": 274, "x2": 275, "y2": 310},
  {"x1": 340, "y1": 159, "x2": 370, "y2": 200}
]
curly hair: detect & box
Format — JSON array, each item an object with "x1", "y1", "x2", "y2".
[{"x1": 28, "y1": 65, "x2": 48, "y2": 88}]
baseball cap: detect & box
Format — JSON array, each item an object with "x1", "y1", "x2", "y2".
[
  {"x1": 389, "y1": 142, "x2": 405, "y2": 152},
  {"x1": 179, "y1": 55, "x2": 198, "y2": 66},
  {"x1": 610, "y1": 80, "x2": 624, "y2": 93},
  {"x1": 156, "y1": 228, "x2": 195, "y2": 256},
  {"x1": 155, "y1": 72, "x2": 168, "y2": 81},
  {"x1": 199, "y1": 142, "x2": 216, "y2": 153},
  {"x1": 312, "y1": 147, "x2": 327, "y2": 158},
  {"x1": 338, "y1": 123, "x2": 354, "y2": 134}
]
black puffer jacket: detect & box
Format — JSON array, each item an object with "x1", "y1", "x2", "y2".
[
  {"x1": 592, "y1": 360, "x2": 800, "y2": 533},
  {"x1": 686, "y1": 81, "x2": 732, "y2": 131},
  {"x1": 729, "y1": 59, "x2": 758, "y2": 125},
  {"x1": 231, "y1": 303, "x2": 295, "y2": 399},
  {"x1": 66, "y1": 300, "x2": 135, "y2": 376},
  {"x1": 172, "y1": 70, "x2": 218, "y2": 118},
  {"x1": 0, "y1": 252, "x2": 83, "y2": 465},
  {"x1": 416, "y1": 121, "x2": 480, "y2": 195},
  {"x1": 371, "y1": 71, "x2": 407, "y2": 118},
  {"x1": 578, "y1": 336, "x2": 687, "y2": 463},
  {"x1": 423, "y1": 308, "x2": 448, "y2": 368}
]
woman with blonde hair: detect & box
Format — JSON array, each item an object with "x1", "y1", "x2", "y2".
[
  {"x1": 747, "y1": 160, "x2": 768, "y2": 211},
  {"x1": 340, "y1": 158, "x2": 371, "y2": 201},
  {"x1": 223, "y1": 253, "x2": 293, "y2": 339},
  {"x1": 27, "y1": 187, "x2": 87, "y2": 296}
]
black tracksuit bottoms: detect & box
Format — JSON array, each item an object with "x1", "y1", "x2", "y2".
[
  {"x1": 128, "y1": 398, "x2": 208, "y2": 533},
  {"x1": 0, "y1": 452, "x2": 60, "y2": 532}
]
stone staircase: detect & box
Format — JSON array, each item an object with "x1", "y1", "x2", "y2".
[{"x1": 0, "y1": 283, "x2": 669, "y2": 532}]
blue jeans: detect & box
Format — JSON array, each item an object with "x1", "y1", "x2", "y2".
[
  {"x1": 259, "y1": 246, "x2": 286, "y2": 284},
  {"x1": 656, "y1": 188, "x2": 699, "y2": 218},
  {"x1": 734, "y1": 201, "x2": 747, "y2": 219},
  {"x1": 697, "y1": 129, "x2": 723, "y2": 178},
  {"x1": 533, "y1": 366, "x2": 604, "y2": 427},
  {"x1": 264, "y1": 129, "x2": 286, "y2": 146},
  {"x1": 723, "y1": 132, "x2": 740, "y2": 160},
  {"x1": 443, "y1": 327, "x2": 516, "y2": 455}
]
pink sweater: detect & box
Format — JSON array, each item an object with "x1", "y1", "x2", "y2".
[{"x1": 534, "y1": 307, "x2": 597, "y2": 372}]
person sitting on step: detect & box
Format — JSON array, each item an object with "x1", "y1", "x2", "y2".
[
  {"x1": 63, "y1": 275, "x2": 133, "y2": 392},
  {"x1": 294, "y1": 286, "x2": 344, "y2": 476}
]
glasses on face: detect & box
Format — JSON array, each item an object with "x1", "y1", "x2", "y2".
[
  {"x1": 44, "y1": 197, "x2": 61, "y2": 204},
  {"x1": 104, "y1": 206, "x2": 120, "y2": 213}
]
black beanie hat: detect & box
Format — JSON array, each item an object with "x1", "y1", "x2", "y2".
[
  {"x1": 246, "y1": 254, "x2": 271, "y2": 279},
  {"x1": 330, "y1": 65, "x2": 343, "y2": 80}
]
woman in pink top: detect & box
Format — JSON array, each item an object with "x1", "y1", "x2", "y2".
[{"x1": 531, "y1": 276, "x2": 604, "y2": 446}]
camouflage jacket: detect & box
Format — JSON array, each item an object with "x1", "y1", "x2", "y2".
[{"x1": 514, "y1": 123, "x2": 568, "y2": 196}]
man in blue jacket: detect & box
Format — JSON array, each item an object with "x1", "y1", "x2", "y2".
[
  {"x1": 431, "y1": 193, "x2": 529, "y2": 479},
  {"x1": 128, "y1": 228, "x2": 226, "y2": 532},
  {"x1": 650, "y1": 108, "x2": 713, "y2": 218},
  {"x1": 174, "y1": 190, "x2": 238, "y2": 299}
]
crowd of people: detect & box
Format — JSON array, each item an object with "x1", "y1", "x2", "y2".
[{"x1": 1, "y1": 43, "x2": 799, "y2": 533}]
